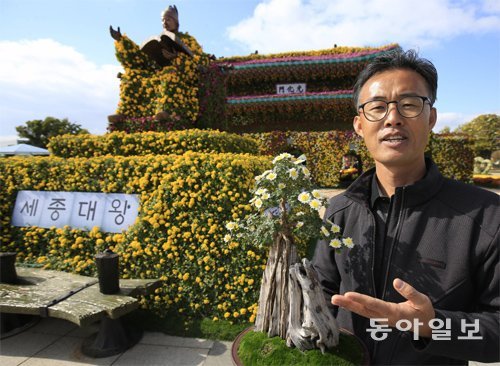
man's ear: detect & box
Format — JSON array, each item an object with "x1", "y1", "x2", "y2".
[
  {"x1": 429, "y1": 107, "x2": 437, "y2": 131},
  {"x1": 353, "y1": 115, "x2": 364, "y2": 138}
]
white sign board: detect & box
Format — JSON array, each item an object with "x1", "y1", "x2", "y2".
[
  {"x1": 276, "y1": 83, "x2": 306, "y2": 95},
  {"x1": 12, "y1": 191, "x2": 140, "y2": 233}
]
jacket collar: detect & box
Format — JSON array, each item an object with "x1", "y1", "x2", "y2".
[{"x1": 344, "y1": 158, "x2": 444, "y2": 207}]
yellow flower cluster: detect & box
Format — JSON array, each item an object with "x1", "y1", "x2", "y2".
[
  {"x1": 114, "y1": 33, "x2": 210, "y2": 122},
  {"x1": 48, "y1": 129, "x2": 260, "y2": 158},
  {"x1": 0, "y1": 149, "x2": 272, "y2": 323}
]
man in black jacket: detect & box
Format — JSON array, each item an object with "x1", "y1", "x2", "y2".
[{"x1": 312, "y1": 49, "x2": 499, "y2": 365}]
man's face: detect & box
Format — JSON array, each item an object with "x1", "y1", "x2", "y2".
[{"x1": 353, "y1": 69, "x2": 437, "y2": 169}]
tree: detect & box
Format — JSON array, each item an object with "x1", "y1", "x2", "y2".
[
  {"x1": 16, "y1": 117, "x2": 89, "y2": 148},
  {"x1": 439, "y1": 126, "x2": 451, "y2": 134},
  {"x1": 454, "y1": 114, "x2": 500, "y2": 158}
]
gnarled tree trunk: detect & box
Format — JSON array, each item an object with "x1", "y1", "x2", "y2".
[
  {"x1": 254, "y1": 230, "x2": 298, "y2": 339},
  {"x1": 287, "y1": 258, "x2": 339, "y2": 352}
]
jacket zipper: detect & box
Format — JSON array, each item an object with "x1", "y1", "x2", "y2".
[
  {"x1": 367, "y1": 208, "x2": 378, "y2": 298},
  {"x1": 373, "y1": 187, "x2": 406, "y2": 364},
  {"x1": 381, "y1": 186, "x2": 406, "y2": 299}
]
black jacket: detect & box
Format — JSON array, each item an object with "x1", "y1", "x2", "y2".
[{"x1": 312, "y1": 159, "x2": 499, "y2": 365}]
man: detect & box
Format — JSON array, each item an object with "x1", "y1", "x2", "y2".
[{"x1": 312, "y1": 49, "x2": 499, "y2": 365}]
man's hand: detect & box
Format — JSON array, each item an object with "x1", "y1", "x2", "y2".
[{"x1": 332, "y1": 278, "x2": 435, "y2": 337}]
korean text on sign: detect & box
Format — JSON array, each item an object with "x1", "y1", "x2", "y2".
[{"x1": 12, "y1": 191, "x2": 140, "y2": 233}]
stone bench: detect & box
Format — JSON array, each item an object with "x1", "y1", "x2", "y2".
[{"x1": 0, "y1": 266, "x2": 162, "y2": 357}]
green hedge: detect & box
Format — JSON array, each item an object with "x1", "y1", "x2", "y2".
[
  {"x1": 0, "y1": 152, "x2": 271, "y2": 323},
  {"x1": 48, "y1": 129, "x2": 260, "y2": 158}
]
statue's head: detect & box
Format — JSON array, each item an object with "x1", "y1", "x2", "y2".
[{"x1": 162, "y1": 5, "x2": 179, "y2": 32}]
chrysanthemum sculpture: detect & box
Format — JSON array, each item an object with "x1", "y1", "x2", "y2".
[{"x1": 225, "y1": 153, "x2": 354, "y2": 352}]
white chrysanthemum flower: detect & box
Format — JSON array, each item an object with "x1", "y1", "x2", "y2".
[
  {"x1": 296, "y1": 221, "x2": 304, "y2": 228},
  {"x1": 329, "y1": 238, "x2": 342, "y2": 248},
  {"x1": 261, "y1": 192, "x2": 270, "y2": 200},
  {"x1": 255, "y1": 188, "x2": 267, "y2": 195},
  {"x1": 309, "y1": 199, "x2": 322, "y2": 211},
  {"x1": 224, "y1": 234, "x2": 231, "y2": 243},
  {"x1": 331, "y1": 224, "x2": 341, "y2": 233},
  {"x1": 254, "y1": 198, "x2": 263, "y2": 209},
  {"x1": 257, "y1": 170, "x2": 272, "y2": 181},
  {"x1": 266, "y1": 172, "x2": 277, "y2": 181},
  {"x1": 278, "y1": 183, "x2": 286, "y2": 189},
  {"x1": 298, "y1": 192, "x2": 311, "y2": 203},
  {"x1": 312, "y1": 189, "x2": 322, "y2": 199},
  {"x1": 343, "y1": 237, "x2": 355, "y2": 248},
  {"x1": 226, "y1": 222, "x2": 236, "y2": 231},
  {"x1": 288, "y1": 168, "x2": 299, "y2": 180},
  {"x1": 302, "y1": 167, "x2": 311, "y2": 177},
  {"x1": 272, "y1": 153, "x2": 292, "y2": 163},
  {"x1": 296, "y1": 211, "x2": 305, "y2": 216},
  {"x1": 294, "y1": 154, "x2": 307, "y2": 164},
  {"x1": 321, "y1": 226, "x2": 330, "y2": 237}
]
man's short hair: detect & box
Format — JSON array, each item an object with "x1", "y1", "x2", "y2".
[{"x1": 352, "y1": 49, "x2": 438, "y2": 108}]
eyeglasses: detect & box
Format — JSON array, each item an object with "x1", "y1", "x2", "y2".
[{"x1": 358, "y1": 96, "x2": 432, "y2": 122}]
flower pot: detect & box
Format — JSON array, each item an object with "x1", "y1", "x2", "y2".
[{"x1": 231, "y1": 326, "x2": 370, "y2": 366}]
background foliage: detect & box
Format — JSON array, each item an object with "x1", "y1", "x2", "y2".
[
  {"x1": 15, "y1": 117, "x2": 89, "y2": 149},
  {"x1": 454, "y1": 114, "x2": 499, "y2": 159},
  {"x1": 247, "y1": 131, "x2": 473, "y2": 187}
]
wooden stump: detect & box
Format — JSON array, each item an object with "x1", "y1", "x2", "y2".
[
  {"x1": 287, "y1": 258, "x2": 339, "y2": 353},
  {"x1": 255, "y1": 231, "x2": 298, "y2": 338}
]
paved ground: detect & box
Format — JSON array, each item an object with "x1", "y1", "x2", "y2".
[
  {"x1": 0, "y1": 318, "x2": 233, "y2": 366},
  {"x1": 1, "y1": 312, "x2": 498, "y2": 366}
]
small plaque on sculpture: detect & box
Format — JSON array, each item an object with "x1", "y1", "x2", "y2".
[{"x1": 276, "y1": 83, "x2": 307, "y2": 95}]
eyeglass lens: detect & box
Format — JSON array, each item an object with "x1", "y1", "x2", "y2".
[{"x1": 362, "y1": 96, "x2": 426, "y2": 121}]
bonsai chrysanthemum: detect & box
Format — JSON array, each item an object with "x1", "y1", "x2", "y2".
[
  {"x1": 225, "y1": 153, "x2": 353, "y2": 253},
  {"x1": 226, "y1": 153, "x2": 354, "y2": 353}
]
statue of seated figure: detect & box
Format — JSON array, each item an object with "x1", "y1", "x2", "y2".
[
  {"x1": 107, "y1": 4, "x2": 209, "y2": 128},
  {"x1": 110, "y1": 5, "x2": 192, "y2": 67}
]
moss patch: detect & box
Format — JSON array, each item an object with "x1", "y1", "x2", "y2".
[{"x1": 237, "y1": 330, "x2": 364, "y2": 366}]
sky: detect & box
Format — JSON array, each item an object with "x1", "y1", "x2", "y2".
[{"x1": 0, "y1": 0, "x2": 499, "y2": 145}]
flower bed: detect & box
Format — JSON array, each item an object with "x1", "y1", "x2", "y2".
[
  {"x1": 473, "y1": 174, "x2": 500, "y2": 188},
  {"x1": 0, "y1": 151, "x2": 271, "y2": 322}
]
